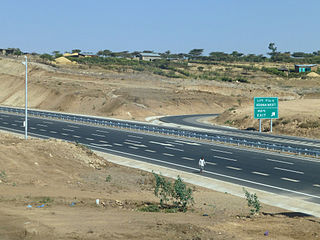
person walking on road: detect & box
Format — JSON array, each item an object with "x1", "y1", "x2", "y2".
[{"x1": 199, "y1": 156, "x2": 206, "y2": 173}]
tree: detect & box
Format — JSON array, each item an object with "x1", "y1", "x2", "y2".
[
  {"x1": 97, "y1": 49, "x2": 112, "y2": 57},
  {"x1": 188, "y1": 49, "x2": 204, "y2": 59},
  {"x1": 72, "y1": 49, "x2": 81, "y2": 53},
  {"x1": 52, "y1": 50, "x2": 62, "y2": 58},
  {"x1": 40, "y1": 53, "x2": 53, "y2": 61}
]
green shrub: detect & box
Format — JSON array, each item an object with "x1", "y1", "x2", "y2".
[
  {"x1": 153, "y1": 172, "x2": 194, "y2": 212},
  {"x1": 243, "y1": 188, "x2": 261, "y2": 215},
  {"x1": 139, "y1": 204, "x2": 160, "y2": 212},
  {"x1": 105, "y1": 175, "x2": 112, "y2": 182}
]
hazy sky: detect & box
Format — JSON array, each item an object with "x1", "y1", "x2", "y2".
[{"x1": 1, "y1": 0, "x2": 319, "y2": 55}]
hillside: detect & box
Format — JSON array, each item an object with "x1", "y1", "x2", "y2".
[
  {"x1": 0, "y1": 132, "x2": 319, "y2": 239},
  {"x1": 1, "y1": 56, "x2": 320, "y2": 138}
]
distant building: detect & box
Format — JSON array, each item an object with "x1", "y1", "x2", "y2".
[
  {"x1": 136, "y1": 53, "x2": 161, "y2": 61},
  {"x1": 0, "y1": 48, "x2": 14, "y2": 55},
  {"x1": 294, "y1": 64, "x2": 317, "y2": 73}
]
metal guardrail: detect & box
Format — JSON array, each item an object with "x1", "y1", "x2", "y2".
[{"x1": 0, "y1": 106, "x2": 319, "y2": 158}]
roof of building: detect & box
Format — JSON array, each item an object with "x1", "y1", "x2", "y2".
[
  {"x1": 138, "y1": 53, "x2": 161, "y2": 57},
  {"x1": 295, "y1": 64, "x2": 317, "y2": 67}
]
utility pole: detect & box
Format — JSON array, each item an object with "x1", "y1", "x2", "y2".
[{"x1": 23, "y1": 56, "x2": 28, "y2": 139}]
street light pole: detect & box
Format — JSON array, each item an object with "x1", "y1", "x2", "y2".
[{"x1": 24, "y1": 56, "x2": 28, "y2": 140}]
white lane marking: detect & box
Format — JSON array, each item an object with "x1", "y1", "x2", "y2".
[
  {"x1": 214, "y1": 155, "x2": 237, "y2": 162},
  {"x1": 50, "y1": 131, "x2": 57, "y2": 134},
  {"x1": 252, "y1": 171, "x2": 270, "y2": 176},
  {"x1": 39, "y1": 129, "x2": 47, "y2": 132},
  {"x1": 33, "y1": 141, "x2": 320, "y2": 200},
  {"x1": 149, "y1": 141, "x2": 174, "y2": 147},
  {"x1": 128, "y1": 134, "x2": 143, "y2": 139},
  {"x1": 165, "y1": 147, "x2": 184, "y2": 152},
  {"x1": 14, "y1": 120, "x2": 21, "y2": 123},
  {"x1": 90, "y1": 143, "x2": 112, "y2": 147},
  {"x1": 11, "y1": 123, "x2": 17, "y2": 126},
  {"x1": 206, "y1": 162, "x2": 217, "y2": 166},
  {"x1": 86, "y1": 138, "x2": 94, "y2": 141},
  {"x1": 99, "y1": 140, "x2": 109, "y2": 143},
  {"x1": 96, "y1": 129, "x2": 109, "y2": 134},
  {"x1": 182, "y1": 157, "x2": 195, "y2": 161},
  {"x1": 3, "y1": 122, "x2": 8, "y2": 124},
  {"x1": 92, "y1": 133, "x2": 106, "y2": 137},
  {"x1": 0, "y1": 118, "x2": 2, "y2": 120},
  {"x1": 274, "y1": 167, "x2": 304, "y2": 175},
  {"x1": 211, "y1": 149, "x2": 232, "y2": 154},
  {"x1": 313, "y1": 184, "x2": 320, "y2": 188},
  {"x1": 175, "y1": 140, "x2": 201, "y2": 146},
  {"x1": 266, "y1": 158, "x2": 293, "y2": 165},
  {"x1": 37, "y1": 124, "x2": 47, "y2": 127},
  {"x1": 125, "y1": 139, "x2": 141, "y2": 144},
  {"x1": 73, "y1": 135, "x2": 81, "y2": 138},
  {"x1": 124, "y1": 142, "x2": 147, "y2": 148},
  {"x1": 42, "y1": 121, "x2": 53, "y2": 124},
  {"x1": 167, "y1": 141, "x2": 184, "y2": 146},
  {"x1": 61, "y1": 133, "x2": 68, "y2": 136},
  {"x1": 163, "y1": 153, "x2": 174, "y2": 157},
  {"x1": 62, "y1": 128, "x2": 74, "y2": 132},
  {"x1": 145, "y1": 149, "x2": 156, "y2": 153},
  {"x1": 281, "y1": 177, "x2": 300, "y2": 183},
  {"x1": 113, "y1": 143, "x2": 123, "y2": 146},
  {"x1": 226, "y1": 166, "x2": 242, "y2": 171},
  {"x1": 30, "y1": 127, "x2": 36, "y2": 130},
  {"x1": 67, "y1": 125, "x2": 79, "y2": 128},
  {"x1": 129, "y1": 146, "x2": 138, "y2": 149}
]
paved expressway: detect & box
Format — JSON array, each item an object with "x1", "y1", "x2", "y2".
[{"x1": 0, "y1": 112, "x2": 320, "y2": 205}]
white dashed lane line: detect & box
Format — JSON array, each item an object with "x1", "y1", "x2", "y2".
[
  {"x1": 42, "y1": 121, "x2": 53, "y2": 125},
  {"x1": 30, "y1": 127, "x2": 36, "y2": 130},
  {"x1": 3, "y1": 122, "x2": 8, "y2": 125},
  {"x1": 37, "y1": 124, "x2": 48, "y2": 127},
  {"x1": 61, "y1": 133, "x2": 68, "y2": 136},
  {"x1": 99, "y1": 140, "x2": 109, "y2": 143},
  {"x1": 96, "y1": 129, "x2": 109, "y2": 134},
  {"x1": 167, "y1": 141, "x2": 184, "y2": 146},
  {"x1": 214, "y1": 156, "x2": 237, "y2": 162},
  {"x1": 252, "y1": 171, "x2": 270, "y2": 176},
  {"x1": 266, "y1": 158, "x2": 293, "y2": 165},
  {"x1": 50, "y1": 131, "x2": 57, "y2": 134},
  {"x1": 206, "y1": 162, "x2": 217, "y2": 166},
  {"x1": 129, "y1": 146, "x2": 138, "y2": 149},
  {"x1": 62, "y1": 128, "x2": 74, "y2": 132},
  {"x1": 163, "y1": 153, "x2": 174, "y2": 157},
  {"x1": 211, "y1": 149, "x2": 233, "y2": 154},
  {"x1": 125, "y1": 139, "x2": 142, "y2": 144},
  {"x1": 92, "y1": 133, "x2": 106, "y2": 137},
  {"x1": 313, "y1": 184, "x2": 320, "y2": 188},
  {"x1": 113, "y1": 143, "x2": 123, "y2": 146},
  {"x1": 86, "y1": 138, "x2": 94, "y2": 141},
  {"x1": 128, "y1": 135, "x2": 143, "y2": 139},
  {"x1": 165, "y1": 147, "x2": 184, "y2": 152},
  {"x1": 274, "y1": 167, "x2": 304, "y2": 174},
  {"x1": 39, "y1": 129, "x2": 47, "y2": 132},
  {"x1": 124, "y1": 142, "x2": 147, "y2": 148},
  {"x1": 281, "y1": 177, "x2": 300, "y2": 183},
  {"x1": 226, "y1": 166, "x2": 242, "y2": 171},
  {"x1": 181, "y1": 157, "x2": 194, "y2": 161},
  {"x1": 73, "y1": 135, "x2": 81, "y2": 138},
  {"x1": 145, "y1": 149, "x2": 156, "y2": 153},
  {"x1": 149, "y1": 141, "x2": 174, "y2": 147},
  {"x1": 11, "y1": 123, "x2": 17, "y2": 126}
]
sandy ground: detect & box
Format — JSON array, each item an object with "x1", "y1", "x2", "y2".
[{"x1": 0, "y1": 132, "x2": 319, "y2": 240}]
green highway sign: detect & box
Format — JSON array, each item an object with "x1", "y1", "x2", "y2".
[{"x1": 254, "y1": 97, "x2": 278, "y2": 119}]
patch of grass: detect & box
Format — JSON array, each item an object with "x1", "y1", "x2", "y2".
[
  {"x1": 139, "y1": 204, "x2": 160, "y2": 212},
  {"x1": 39, "y1": 197, "x2": 54, "y2": 204},
  {"x1": 105, "y1": 175, "x2": 112, "y2": 182},
  {"x1": 299, "y1": 121, "x2": 320, "y2": 129}
]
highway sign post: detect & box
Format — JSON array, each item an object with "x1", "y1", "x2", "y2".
[{"x1": 254, "y1": 97, "x2": 278, "y2": 132}]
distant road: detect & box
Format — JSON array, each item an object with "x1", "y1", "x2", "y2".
[
  {"x1": 160, "y1": 114, "x2": 320, "y2": 152},
  {"x1": 1, "y1": 111, "x2": 320, "y2": 205}
]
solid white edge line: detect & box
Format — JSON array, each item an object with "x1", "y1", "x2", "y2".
[{"x1": 274, "y1": 167, "x2": 304, "y2": 174}]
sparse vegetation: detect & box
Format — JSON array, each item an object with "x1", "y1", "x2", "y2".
[
  {"x1": 153, "y1": 172, "x2": 194, "y2": 212},
  {"x1": 243, "y1": 188, "x2": 262, "y2": 215}
]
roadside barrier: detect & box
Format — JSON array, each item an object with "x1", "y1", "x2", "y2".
[{"x1": 0, "y1": 106, "x2": 319, "y2": 158}]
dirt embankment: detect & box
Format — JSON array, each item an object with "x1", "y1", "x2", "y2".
[{"x1": 0, "y1": 132, "x2": 319, "y2": 239}]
